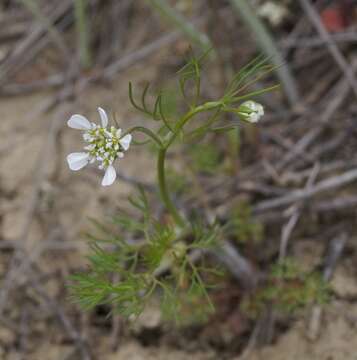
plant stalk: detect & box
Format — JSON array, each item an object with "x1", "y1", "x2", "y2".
[
  {"x1": 74, "y1": 0, "x2": 91, "y2": 69},
  {"x1": 156, "y1": 101, "x2": 223, "y2": 227},
  {"x1": 157, "y1": 148, "x2": 185, "y2": 227}
]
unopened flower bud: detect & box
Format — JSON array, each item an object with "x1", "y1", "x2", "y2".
[{"x1": 238, "y1": 100, "x2": 264, "y2": 123}]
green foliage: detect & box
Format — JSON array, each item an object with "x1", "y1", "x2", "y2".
[
  {"x1": 177, "y1": 48, "x2": 211, "y2": 107},
  {"x1": 242, "y1": 258, "x2": 331, "y2": 316},
  {"x1": 70, "y1": 187, "x2": 221, "y2": 321}
]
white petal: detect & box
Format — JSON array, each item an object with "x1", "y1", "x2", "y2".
[
  {"x1": 249, "y1": 113, "x2": 259, "y2": 123},
  {"x1": 119, "y1": 134, "x2": 132, "y2": 151},
  {"x1": 101, "y1": 165, "x2": 116, "y2": 186},
  {"x1": 67, "y1": 152, "x2": 89, "y2": 171},
  {"x1": 67, "y1": 115, "x2": 92, "y2": 130},
  {"x1": 98, "y1": 107, "x2": 108, "y2": 128}
]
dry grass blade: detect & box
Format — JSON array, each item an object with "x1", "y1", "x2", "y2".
[
  {"x1": 254, "y1": 168, "x2": 357, "y2": 213},
  {"x1": 229, "y1": 0, "x2": 300, "y2": 107}
]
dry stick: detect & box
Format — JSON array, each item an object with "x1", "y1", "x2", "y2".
[
  {"x1": 0, "y1": 0, "x2": 73, "y2": 85},
  {"x1": 313, "y1": 195, "x2": 357, "y2": 212},
  {"x1": 258, "y1": 195, "x2": 357, "y2": 225},
  {"x1": 307, "y1": 233, "x2": 347, "y2": 341},
  {"x1": 103, "y1": 31, "x2": 181, "y2": 81},
  {"x1": 214, "y1": 241, "x2": 261, "y2": 289},
  {"x1": 18, "y1": 0, "x2": 69, "y2": 56},
  {"x1": 264, "y1": 130, "x2": 316, "y2": 166},
  {"x1": 308, "y1": 131, "x2": 347, "y2": 162},
  {"x1": 204, "y1": 155, "x2": 357, "y2": 223},
  {"x1": 281, "y1": 157, "x2": 357, "y2": 185},
  {"x1": 0, "y1": 73, "x2": 65, "y2": 95},
  {"x1": 0, "y1": 20, "x2": 29, "y2": 42},
  {"x1": 304, "y1": 68, "x2": 340, "y2": 105},
  {"x1": 0, "y1": 8, "x2": 30, "y2": 29},
  {"x1": 299, "y1": 0, "x2": 357, "y2": 98},
  {"x1": 254, "y1": 168, "x2": 357, "y2": 213},
  {"x1": 75, "y1": 28, "x2": 185, "y2": 93},
  {"x1": 279, "y1": 163, "x2": 320, "y2": 260},
  {"x1": 276, "y1": 57, "x2": 357, "y2": 171},
  {"x1": 281, "y1": 31, "x2": 357, "y2": 49}
]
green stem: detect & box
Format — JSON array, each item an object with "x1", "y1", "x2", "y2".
[
  {"x1": 74, "y1": 0, "x2": 91, "y2": 69},
  {"x1": 126, "y1": 126, "x2": 164, "y2": 148},
  {"x1": 157, "y1": 148, "x2": 185, "y2": 227},
  {"x1": 156, "y1": 101, "x2": 223, "y2": 227}
]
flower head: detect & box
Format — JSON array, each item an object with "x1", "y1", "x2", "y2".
[
  {"x1": 238, "y1": 100, "x2": 264, "y2": 123},
  {"x1": 67, "y1": 107, "x2": 132, "y2": 186}
]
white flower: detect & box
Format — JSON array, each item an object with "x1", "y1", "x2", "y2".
[
  {"x1": 67, "y1": 107, "x2": 132, "y2": 186},
  {"x1": 258, "y1": 2, "x2": 288, "y2": 26},
  {"x1": 238, "y1": 100, "x2": 264, "y2": 123}
]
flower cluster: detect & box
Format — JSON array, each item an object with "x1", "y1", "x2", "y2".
[
  {"x1": 67, "y1": 107, "x2": 132, "y2": 186},
  {"x1": 238, "y1": 100, "x2": 264, "y2": 123}
]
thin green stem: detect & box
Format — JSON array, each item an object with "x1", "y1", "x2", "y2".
[
  {"x1": 126, "y1": 126, "x2": 164, "y2": 148},
  {"x1": 74, "y1": 0, "x2": 91, "y2": 69},
  {"x1": 157, "y1": 148, "x2": 185, "y2": 227},
  {"x1": 157, "y1": 101, "x2": 223, "y2": 227},
  {"x1": 229, "y1": 84, "x2": 281, "y2": 103}
]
